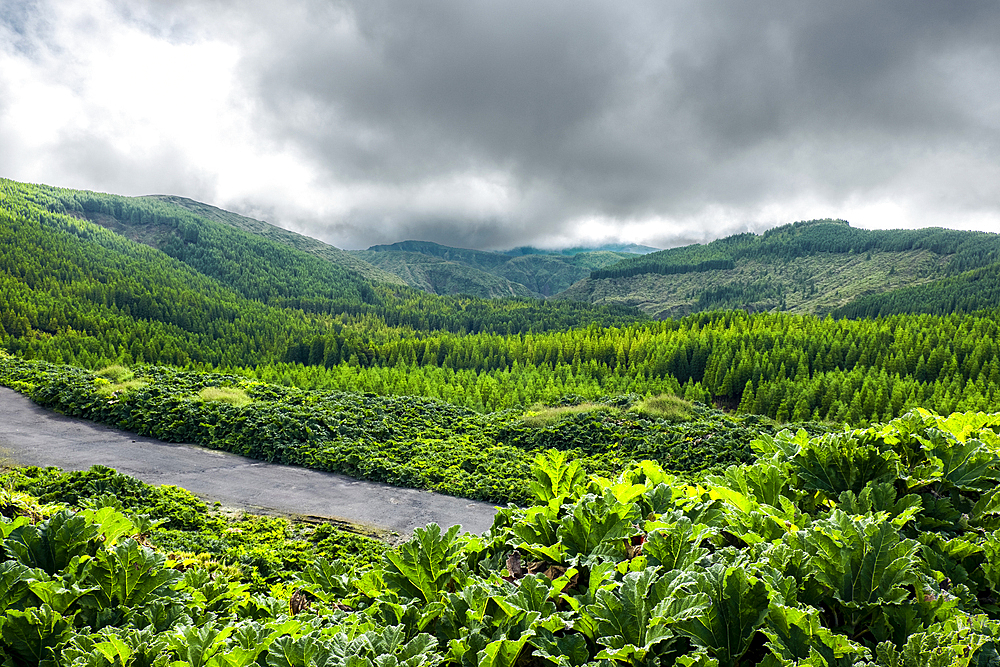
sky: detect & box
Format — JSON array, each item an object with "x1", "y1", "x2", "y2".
[{"x1": 1, "y1": 1, "x2": 999, "y2": 251}]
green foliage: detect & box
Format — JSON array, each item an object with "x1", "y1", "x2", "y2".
[
  {"x1": 95, "y1": 365, "x2": 134, "y2": 383},
  {"x1": 2, "y1": 356, "x2": 827, "y2": 505},
  {"x1": 0, "y1": 466, "x2": 385, "y2": 590},
  {"x1": 4, "y1": 408, "x2": 1000, "y2": 667}
]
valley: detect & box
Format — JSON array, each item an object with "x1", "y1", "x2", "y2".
[{"x1": 4, "y1": 178, "x2": 1000, "y2": 666}]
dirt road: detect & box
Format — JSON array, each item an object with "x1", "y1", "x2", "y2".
[{"x1": 0, "y1": 387, "x2": 499, "y2": 537}]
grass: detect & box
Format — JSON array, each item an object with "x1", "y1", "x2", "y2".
[
  {"x1": 628, "y1": 394, "x2": 694, "y2": 422},
  {"x1": 520, "y1": 402, "x2": 617, "y2": 427},
  {"x1": 198, "y1": 386, "x2": 251, "y2": 408},
  {"x1": 96, "y1": 364, "x2": 134, "y2": 383},
  {"x1": 95, "y1": 379, "x2": 148, "y2": 397}
]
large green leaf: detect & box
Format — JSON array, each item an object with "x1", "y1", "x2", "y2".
[
  {"x1": 26, "y1": 577, "x2": 96, "y2": 615},
  {"x1": 642, "y1": 518, "x2": 711, "y2": 571},
  {"x1": 529, "y1": 450, "x2": 588, "y2": 503},
  {"x1": 762, "y1": 604, "x2": 867, "y2": 667},
  {"x1": 587, "y1": 568, "x2": 705, "y2": 666},
  {"x1": 672, "y1": 564, "x2": 770, "y2": 667},
  {"x1": 168, "y1": 623, "x2": 234, "y2": 667},
  {"x1": 0, "y1": 603, "x2": 75, "y2": 667},
  {"x1": 804, "y1": 511, "x2": 921, "y2": 611},
  {"x1": 556, "y1": 493, "x2": 638, "y2": 563},
  {"x1": 383, "y1": 524, "x2": 465, "y2": 604},
  {"x1": 76, "y1": 507, "x2": 136, "y2": 547},
  {"x1": 530, "y1": 629, "x2": 589, "y2": 667},
  {"x1": 266, "y1": 633, "x2": 333, "y2": 667},
  {"x1": 3, "y1": 510, "x2": 101, "y2": 575},
  {"x1": 708, "y1": 462, "x2": 794, "y2": 509},
  {"x1": 923, "y1": 430, "x2": 1000, "y2": 492},
  {"x1": 85, "y1": 539, "x2": 182, "y2": 609},
  {"x1": 0, "y1": 561, "x2": 32, "y2": 613},
  {"x1": 793, "y1": 435, "x2": 898, "y2": 497}
]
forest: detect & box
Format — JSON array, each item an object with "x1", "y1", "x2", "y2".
[{"x1": 5, "y1": 178, "x2": 1000, "y2": 666}]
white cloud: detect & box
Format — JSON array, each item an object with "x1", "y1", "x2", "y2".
[{"x1": 1, "y1": 0, "x2": 999, "y2": 250}]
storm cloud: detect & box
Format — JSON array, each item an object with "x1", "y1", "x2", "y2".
[{"x1": 2, "y1": 0, "x2": 999, "y2": 249}]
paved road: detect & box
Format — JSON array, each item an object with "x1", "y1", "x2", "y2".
[{"x1": 0, "y1": 387, "x2": 499, "y2": 538}]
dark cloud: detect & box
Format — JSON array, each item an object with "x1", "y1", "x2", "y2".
[{"x1": 3, "y1": 0, "x2": 1000, "y2": 250}]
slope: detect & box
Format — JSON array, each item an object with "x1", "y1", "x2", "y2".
[
  {"x1": 556, "y1": 219, "x2": 1000, "y2": 317},
  {"x1": 833, "y1": 260, "x2": 1000, "y2": 318},
  {"x1": 355, "y1": 248, "x2": 537, "y2": 299},
  {"x1": 145, "y1": 195, "x2": 405, "y2": 285},
  {"x1": 357, "y1": 240, "x2": 631, "y2": 298},
  {"x1": 0, "y1": 178, "x2": 645, "y2": 369}
]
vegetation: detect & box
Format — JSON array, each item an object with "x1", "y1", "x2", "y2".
[
  {"x1": 0, "y1": 178, "x2": 644, "y2": 371},
  {"x1": 356, "y1": 241, "x2": 631, "y2": 298},
  {"x1": 6, "y1": 410, "x2": 1000, "y2": 667},
  {"x1": 563, "y1": 219, "x2": 1000, "y2": 317},
  {"x1": 0, "y1": 355, "x2": 830, "y2": 505},
  {"x1": 628, "y1": 394, "x2": 693, "y2": 422},
  {"x1": 833, "y1": 260, "x2": 1000, "y2": 318},
  {"x1": 1, "y1": 464, "x2": 386, "y2": 591},
  {"x1": 7, "y1": 177, "x2": 1000, "y2": 665}
]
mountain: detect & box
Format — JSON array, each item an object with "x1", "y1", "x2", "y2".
[
  {"x1": 0, "y1": 178, "x2": 645, "y2": 368},
  {"x1": 504, "y1": 243, "x2": 661, "y2": 256},
  {"x1": 554, "y1": 219, "x2": 1000, "y2": 318},
  {"x1": 832, "y1": 260, "x2": 1000, "y2": 318},
  {"x1": 353, "y1": 248, "x2": 536, "y2": 299},
  {"x1": 356, "y1": 240, "x2": 632, "y2": 297},
  {"x1": 145, "y1": 195, "x2": 404, "y2": 285}
]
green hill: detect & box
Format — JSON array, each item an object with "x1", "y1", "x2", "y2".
[
  {"x1": 355, "y1": 246, "x2": 537, "y2": 299},
  {"x1": 833, "y1": 260, "x2": 1000, "y2": 318},
  {"x1": 556, "y1": 219, "x2": 1000, "y2": 317},
  {"x1": 0, "y1": 178, "x2": 643, "y2": 368},
  {"x1": 145, "y1": 195, "x2": 405, "y2": 285},
  {"x1": 356, "y1": 240, "x2": 631, "y2": 297}
]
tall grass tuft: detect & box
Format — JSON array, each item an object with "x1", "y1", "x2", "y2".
[
  {"x1": 95, "y1": 379, "x2": 147, "y2": 397},
  {"x1": 520, "y1": 402, "x2": 617, "y2": 427},
  {"x1": 628, "y1": 394, "x2": 693, "y2": 422},
  {"x1": 96, "y1": 364, "x2": 134, "y2": 383},
  {"x1": 198, "y1": 386, "x2": 251, "y2": 408}
]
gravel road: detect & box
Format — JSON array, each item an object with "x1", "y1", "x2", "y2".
[{"x1": 0, "y1": 387, "x2": 499, "y2": 537}]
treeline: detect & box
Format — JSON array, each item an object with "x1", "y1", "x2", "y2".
[
  {"x1": 263, "y1": 310, "x2": 1000, "y2": 421},
  {"x1": 592, "y1": 218, "x2": 1000, "y2": 280},
  {"x1": 6, "y1": 178, "x2": 1000, "y2": 425}
]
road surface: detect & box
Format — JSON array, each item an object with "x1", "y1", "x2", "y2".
[{"x1": 0, "y1": 387, "x2": 499, "y2": 538}]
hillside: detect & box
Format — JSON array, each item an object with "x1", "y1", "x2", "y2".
[
  {"x1": 555, "y1": 219, "x2": 1000, "y2": 317},
  {"x1": 356, "y1": 240, "x2": 631, "y2": 297},
  {"x1": 0, "y1": 178, "x2": 643, "y2": 369},
  {"x1": 145, "y1": 195, "x2": 405, "y2": 285},
  {"x1": 354, "y1": 247, "x2": 537, "y2": 299},
  {"x1": 833, "y1": 260, "x2": 1000, "y2": 318}
]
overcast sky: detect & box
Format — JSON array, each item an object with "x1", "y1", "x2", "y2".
[{"x1": 2, "y1": 1, "x2": 999, "y2": 251}]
